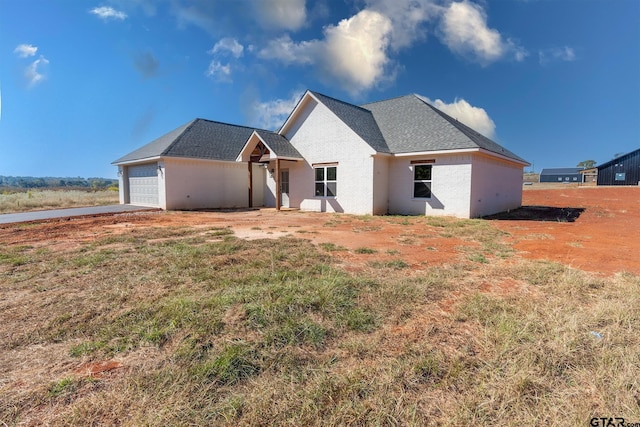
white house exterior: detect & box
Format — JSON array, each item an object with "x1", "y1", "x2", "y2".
[
  {"x1": 113, "y1": 90, "x2": 529, "y2": 218},
  {"x1": 113, "y1": 120, "x2": 260, "y2": 210}
]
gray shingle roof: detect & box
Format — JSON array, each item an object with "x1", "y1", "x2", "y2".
[
  {"x1": 361, "y1": 94, "x2": 528, "y2": 163},
  {"x1": 254, "y1": 130, "x2": 303, "y2": 159},
  {"x1": 540, "y1": 168, "x2": 583, "y2": 175},
  {"x1": 114, "y1": 91, "x2": 528, "y2": 167},
  {"x1": 310, "y1": 91, "x2": 390, "y2": 153},
  {"x1": 113, "y1": 119, "x2": 258, "y2": 164}
]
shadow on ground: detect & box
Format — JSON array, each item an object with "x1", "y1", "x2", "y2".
[{"x1": 484, "y1": 206, "x2": 585, "y2": 222}]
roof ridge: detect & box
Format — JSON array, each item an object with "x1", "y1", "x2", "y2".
[{"x1": 310, "y1": 90, "x2": 372, "y2": 113}]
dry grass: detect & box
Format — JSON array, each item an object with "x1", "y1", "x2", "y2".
[
  {"x1": 0, "y1": 189, "x2": 119, "y2": 214},
  {"x1": 1, "y1": 217, "x2": 639, "y2": 426}
]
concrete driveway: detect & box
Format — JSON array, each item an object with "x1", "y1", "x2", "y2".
[{"x1": 0, "y1": 204, "x2": 158, "y2": 225}]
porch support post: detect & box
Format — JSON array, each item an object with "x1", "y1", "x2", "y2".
[
  {"x1": 275, "y1": 158, "x2": 281, "y2": 211},
  {"x1": 248, "y1": 161, "x2": 253, "y2": 208}
]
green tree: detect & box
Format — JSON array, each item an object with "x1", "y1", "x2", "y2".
[{"x1": 577, "y1": 160, "x2": 596, "y2": 169}]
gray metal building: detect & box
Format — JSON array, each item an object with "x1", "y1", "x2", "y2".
[
  {"x1": 596, "y1": 148, "x2": 640, "y2": 186},
  {"x1": 539, "y1": 168, "x2": 583, "y2": 183}
]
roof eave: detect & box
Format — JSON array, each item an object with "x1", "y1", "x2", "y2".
[
  {"x1": 392, "y1": 148, "x2": 479, "y2": 157},
  {"x1": 477, "y1": 148, "x2": 530, "y2": 166},
  {"x1": 112, "y1": 155, "x2": 163, "y2": 166},
  {"x1": 391, "y1": 147, "x2": 529, "y2": 166}
]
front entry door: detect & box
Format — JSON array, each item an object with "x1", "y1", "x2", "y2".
[{"x1": 280, "y1": 170, "x2": 290, "y2": 208}]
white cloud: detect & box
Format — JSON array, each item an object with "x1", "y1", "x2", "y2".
[
  {"x1": 419, "y1": 95, "x2": 496, "y2": 138},
  {"x1": 14, "y1": 44, "x2": 38, "y2": 58},
  {"x1": 365, "y1": 0, "x2": 439, "y2": 50},
  {"x1": 257, "y1": 1, "x2": 528, "y2": 93},
  {"x1": 250, "y1": 91, "x2": 304, "y2": 130},
  {"x1": 439, "y1": 1, "x2": 526, "y2": 65},
  {"x1": 259, "y1": 9, "x2": 393, "y2": 94},
  {"x1": 206, "y1": 61, "x2": 232, "y2": 82},
  {"x1": 90, "y1": 6, "x2": 128, "y2": 21},
  {"x1": 258, "y1": 35, "x2": 319, "y2": 65},
  {"x1": 321, "y1": 10, "x2": 393, "y2": 93},
  {"x1": 255, "y1": 0, "x2": 307, "y2": 31},
  {"x1": 210, "y1": 38, "x2": 245, "y2": 58},
  {"x1": 25, "y1": 56, "x2": 50, "y2": 88},
  {"x1": 539, "y1": 46, "x2": 576, "y2": 65}
]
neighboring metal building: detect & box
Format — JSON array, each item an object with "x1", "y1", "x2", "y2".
[
  {"x1": 539, "y1": 168, "x2": 583, "y2": 183},
  {"x1": 596, "y1": 148, "x2": 640, "y2": 186},
  {"x1": 579, "y1": 167, "x2": 598, "y2": 183}
]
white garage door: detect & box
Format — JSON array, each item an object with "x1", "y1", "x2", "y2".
[{"x1": 128, "y1": 163, "x2": 159, "y2": 206}]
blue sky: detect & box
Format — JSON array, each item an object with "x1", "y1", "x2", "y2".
[{"x1": 1, "y1": 0, "x2": 638, "y2": 178}]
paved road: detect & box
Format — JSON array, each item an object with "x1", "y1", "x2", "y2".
[{"x1": 0, "y1": 204, "x2": 158, "y2": 225}]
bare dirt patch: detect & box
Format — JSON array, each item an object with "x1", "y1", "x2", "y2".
[
  {"x1": 491, "y1": 186, "x2": 640, "y2": 275},
  {"x1": 1, "y1": 187, "x2": 638, "y2": 275},
  {"x1": 0, "y1": 209, "x2": 469, "y2": 272}
]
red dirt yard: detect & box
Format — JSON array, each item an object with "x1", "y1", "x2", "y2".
[
  {"x1": 1, "y1": 186, "x2": 638, "y2": 276},
  {"x1": 494, "y1": 186, "x2": 640, "y2": 276}
]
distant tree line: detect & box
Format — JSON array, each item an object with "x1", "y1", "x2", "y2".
[{"x1": 0, "y1": 175, "x2": 118, "y2": 190}]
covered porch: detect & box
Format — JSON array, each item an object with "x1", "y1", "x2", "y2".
[{"x1": 237, "y1": 130, "x2": 304, "y2": 210}]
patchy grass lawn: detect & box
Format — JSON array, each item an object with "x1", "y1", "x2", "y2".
[
  {"x1": 0, "y1": 189, "x2": 119, "y2": 214},
  {"x1": 1, "y1": 216, "x2": 638, "y2": 426}
]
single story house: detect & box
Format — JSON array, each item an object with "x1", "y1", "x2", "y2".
[
  {"x1": 539, "y1": 168, "x2": 583, "y2": 183},
  {"x1": 596, "y1": 148, "x2": 640, "y2": 186},
  {"x1": 113, "y1": 90, "x2": 529, "y2": 218}
]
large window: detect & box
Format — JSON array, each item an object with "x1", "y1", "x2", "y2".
[
  {"x1": 413, "y1": 164, "x2": 432, "y2": 198},
  {"x1": 315, "y1": 165, "x2": 337, "y2": 197}
]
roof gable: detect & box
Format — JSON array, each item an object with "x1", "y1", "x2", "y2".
[
  {"x1": 362, "y1": 95, "x2": 528, "y2": 164},
  {"x1": 253, "y1": 130, "x2": 303, "y2": 159},
  {"x1": 309, "y1": 91, "x2": 390, "y2": 153}
]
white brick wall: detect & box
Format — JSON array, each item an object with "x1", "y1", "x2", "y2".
[
  {"x1": 388, "y1": 154, "x2": 473, "y2": 218},
  {"x1": 283, "y1": 97, "x2": 377, "y2": 215}
]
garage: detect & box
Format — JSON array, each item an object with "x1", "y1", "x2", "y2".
[{"x1": 128, "y1": 163, "x2": 159, "y2": 206}]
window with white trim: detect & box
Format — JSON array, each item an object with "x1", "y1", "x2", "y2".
[
  {"x1": 413, "y1": 164, "x2": 432, "y2": 198},
  {"x1": 315, "y1": 166, "x2": 337, "y2": 197}
]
